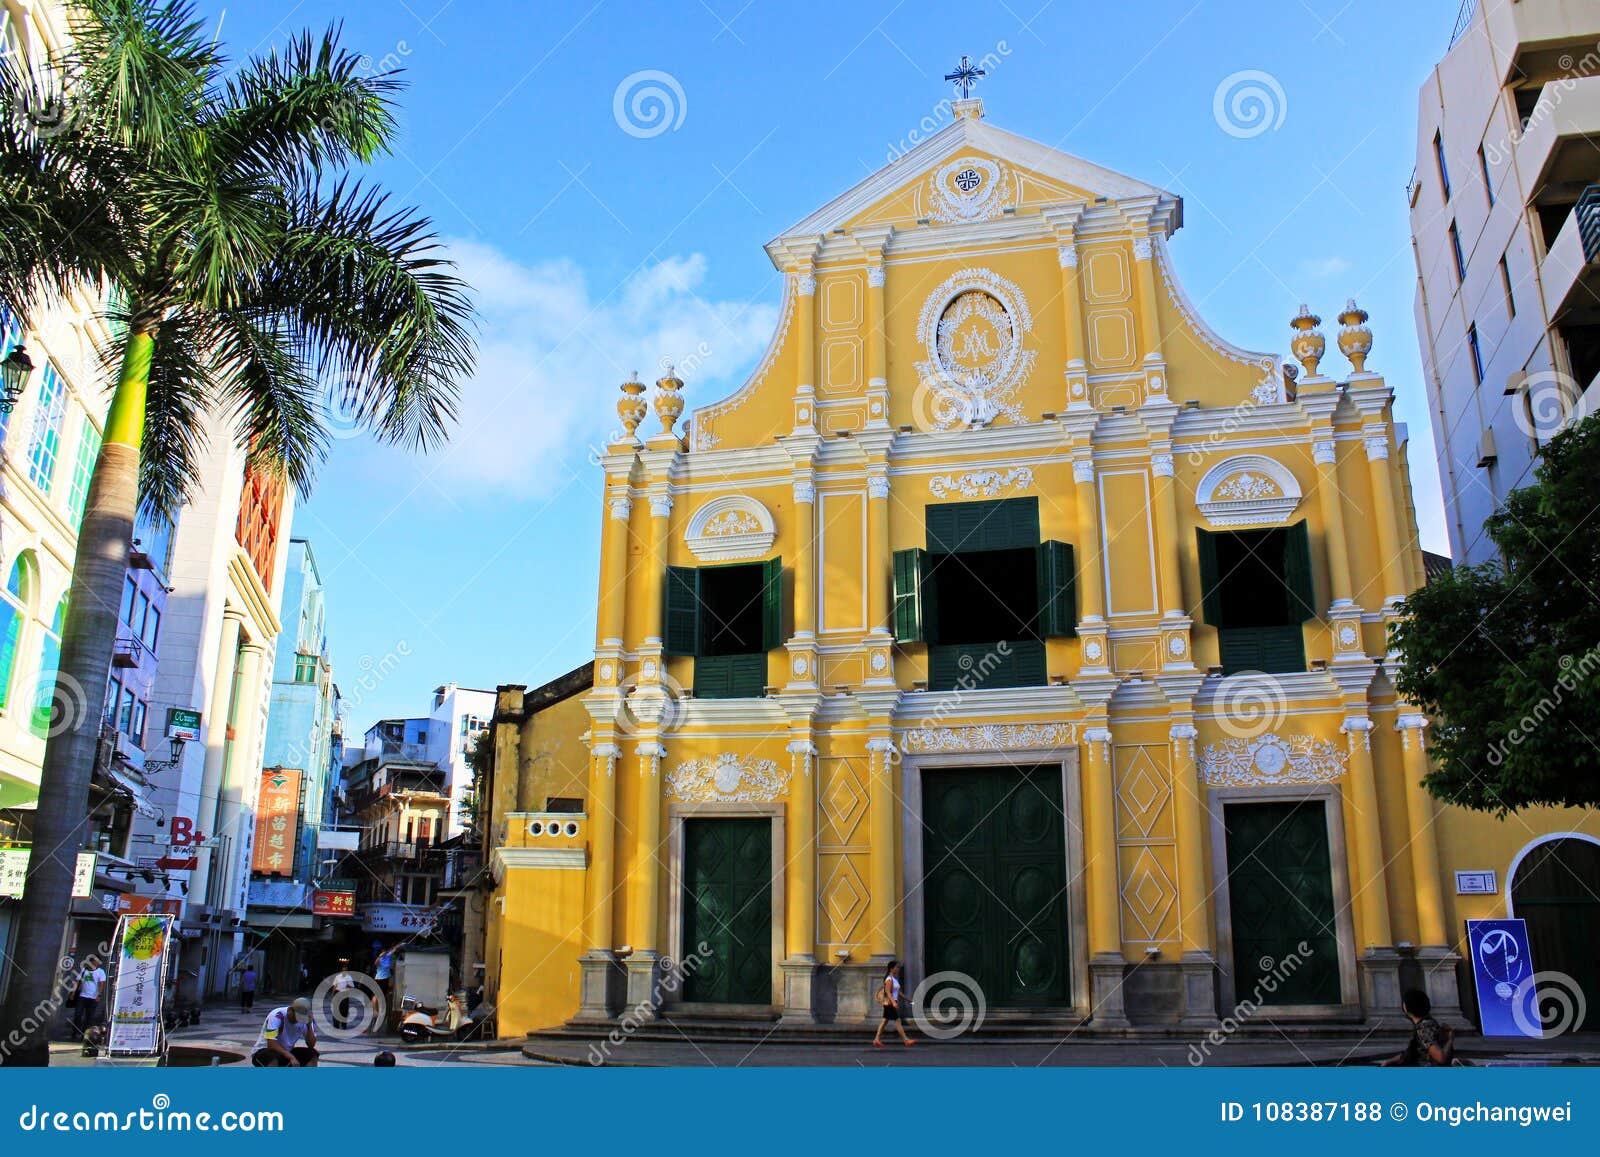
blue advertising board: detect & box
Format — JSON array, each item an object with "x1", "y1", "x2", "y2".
[{"x1": 1466, "y1": 918, "x2": 1539, "y2": 1037}]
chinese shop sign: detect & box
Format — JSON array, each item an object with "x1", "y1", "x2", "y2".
[
  {"x1": 313, "y1": 889, "x2": 357, "y2": 917},
  {"x1": 252, "y1": 768, "x2": 303, "y2": 878}
]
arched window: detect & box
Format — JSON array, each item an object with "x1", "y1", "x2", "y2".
[
  {"x1": 0, "y1": 552, "x2": 37, "y2": 713},
  {"x1": 27, "y1": 360, "x2": 68, "y2": 492},
  {"x1": 30, "y1": 595, "x2": 66, "y2": 738}
]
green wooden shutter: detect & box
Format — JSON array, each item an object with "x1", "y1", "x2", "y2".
[
  {"x1": 893, "y1": 548, "x2": 932, "y2": 643},
  {"x1": 927, "y1": 497, "x2": 1040, "y2": 553},
  {"x1": 1196, "y1": 528, "x2": 1224, "y2": 626},
  {"x1": 760, "y1": 556, "x2": 784, "y2": 650},
  {"x1": 1035, "y1": 540, "x2": 1077, "y2": 637},
  {"x1": 1282, "y1": 520, "x2": 1317, "y2": 622},
  {"x1": 664, "y1": 566, "x2": 700, "y2": 656}
]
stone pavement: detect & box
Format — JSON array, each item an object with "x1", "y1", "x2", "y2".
[
  {"x1": 46, "y1": 996, "x2": 1600, "y2": 1067},
  {"x1": 528, "y1": 1026, "x2": 1600, "y2": 1068}
]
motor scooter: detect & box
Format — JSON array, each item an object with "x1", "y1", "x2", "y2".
[{"x1": 397, "y1": 992, "x2": 474, "y2": 1042}]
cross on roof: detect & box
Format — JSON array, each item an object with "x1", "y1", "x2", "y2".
[{"x1": 943, "y1": 54, "x2": 987, "y2": 101}]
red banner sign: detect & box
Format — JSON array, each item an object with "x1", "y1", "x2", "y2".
[
  {"x1": 312, "y1": 890, "x2": 356, "y2": 917},
  {"x1": 252, "y1": 768, "x2": 303, "y2": 877},
  {"x1": 116, "y1": 895, "x2": 183, "y2": 916}
]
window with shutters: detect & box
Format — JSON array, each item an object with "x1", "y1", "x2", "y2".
[
  {"x1": 892, "y1": 497, "x2": 1075, "y2": 692},
  {"x1": 1195, "y1": 520, "x2": 1315, "y2": 675},
  {"x1": 664, "y1": 557, "x2": 782, "y2": 698}
]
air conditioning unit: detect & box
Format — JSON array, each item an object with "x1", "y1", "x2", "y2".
[
  {"x1": 1504, "y1": 370, "x2": 1526, "y2": 397},
  {"x1": 1476, "y1": 427, "x2": 1498, "y2": 467}
]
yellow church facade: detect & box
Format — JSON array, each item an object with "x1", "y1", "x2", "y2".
[{"x1": 481, "y1": 98, "x2": 1599, "y2": 1040}]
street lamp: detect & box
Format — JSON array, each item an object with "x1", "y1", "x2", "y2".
[{"x1": 0, "y1": 343, "x2": 33, "y2": 412}]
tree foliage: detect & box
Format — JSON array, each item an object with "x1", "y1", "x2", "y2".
[{"x1": 1392, "y1": 413, "x2": 1600, "y2": 813}]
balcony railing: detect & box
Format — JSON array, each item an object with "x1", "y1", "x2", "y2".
[{"x1": 1577, "y1": 185, "x2": 1600, "y2": 264}]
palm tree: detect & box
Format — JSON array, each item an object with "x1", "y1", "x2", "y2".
[{"x1": 0, "y1": 1, "x2": 475, "y2": 1064}]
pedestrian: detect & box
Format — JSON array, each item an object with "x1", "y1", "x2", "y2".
[
  {"x1": 240, "y1": 964, "x2": 258, "y2": 1012},
  {"x1": 872, "y1": 959, "x2": 915, "y2": 1048},
  {"x1": 299, "y1": 961, "x2": 310, "y2": 993},
  {"x1": 372, "y1": 944, "x2": 395, "y2": 1022},
  {"x1": 249, "y1": 997, "x2": 319, "y2": 1067},
  {"x1": 72, "y1": 957, "x2": 108, "y2": 1040},
  {"x1": 330, "y1": 958, "x2": 358, "y2": 1031},
  {"x1": 1381, "y1": 988, "x2": 1453, "y2": 1066}
]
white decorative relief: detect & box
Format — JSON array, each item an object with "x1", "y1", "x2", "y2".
[
  {"x1": 867, "y1": 473, "x2": 890, "y2": 500},
  {"x1": 1169, "y1": 723, "x2": 1198, "y2": 761},
  {"x1": 1195, "y1": 454, "x2": 1303, "y2": 527},
  {"x1": 649, "y1": 493, "x2": 674, "y2": 518},
  {"x1": 1058, "y1": 246, "x2": 1078, "y2": 269},
  {"x1": 1150, "y1": 453, "x2": 1174, "y2": 479},
  {"x1": 1364, "y1": 435, "x2": 1389, "y2": 461},
  {"x1": 1131, "y1": 237, "x2": 1152, "y2": 261},
  {"x1": 1312, "y1": 438, "x2": 1337, "y2": 466},
  {"x1": 1073, "y1": 458, "x2": 1096, "y2": 485},
  {"x1": 928, "y1": 466, "x2": 1034, "y2": 499},
  {"x1": 1150, "y1": 236, "x2": 1281, "y2": 403},
  {"x1": 867, "y1": 265, "x2": 885, "y2": 288},
  {"x1": 796, "y1": 271, "x2": 816, "y2": 296},
  {"x1": 608, "y1": 496, "x2": 632, "y2": 522},
  {"x1": 793, "y1": 479, "x2": 816, "y2": 505},
  {"x1": 665, "y1": 753, "x2": 790, "y2": 803},
  {"x1": 1198, "y1": 734, "x2": 1347, "y2": 787},
  {"x1": 685, "y1": 495, "x2": 776, "y2": 561},
  {"x1": 914, "y1": 268, "x2": 1037, "y2": 429},
  {"x1": 1341, "y1": 716, "x2": 1374, "y2": 753},
  {"x1": 903, "y1": 722, "x2": 1077, "y2": 753},
  {"x1": 926, "y1": 156, "x2": 1013, "y2": 224}
]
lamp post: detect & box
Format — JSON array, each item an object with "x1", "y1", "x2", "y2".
[{"x1": 0, "y1": 343, "x2": 33, "y2": 412}]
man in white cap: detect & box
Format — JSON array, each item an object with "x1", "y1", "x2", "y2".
[{"x1": 250, "y1": 996, "x2": 319, "y2": 1067}]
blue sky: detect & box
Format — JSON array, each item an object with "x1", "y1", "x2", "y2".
[{"x1": 203, "y1": 0, "x2": 1461, "y2": 735}]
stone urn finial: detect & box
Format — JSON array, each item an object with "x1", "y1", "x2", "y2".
[
  {"x1": 1289, "y1": 304, "x2": 1325, "y2": 377},
  {"x1": 617, "y1": 372, "x2": 647, "y2": 438},
  {"x1": 654, "y1": 363, "x2": 685, "y2": 434},
  {"x1": 1337, "y1": 298, "x2": 1373, "y2": 374}
]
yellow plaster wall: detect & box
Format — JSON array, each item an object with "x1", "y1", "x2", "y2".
[{"x1": 491, "y1": 865, "x2": 587, "y2": 1037}]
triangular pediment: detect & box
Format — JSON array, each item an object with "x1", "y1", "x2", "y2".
[{"x1": 773, "y1": 109, "x2": 1178, "y2": 244}]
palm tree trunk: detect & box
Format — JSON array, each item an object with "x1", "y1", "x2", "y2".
[{"x1": 0, "y1": 334, "x2": 149, "y2": 1066}]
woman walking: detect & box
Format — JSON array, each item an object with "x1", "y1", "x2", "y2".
[{"x1": 873, "y1": 960, "x2": 915, "y2": 1047}]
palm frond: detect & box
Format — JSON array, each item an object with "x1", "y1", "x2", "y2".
[
  {"x1": 245, "y1": 177, "x2": 476, "y2": 453},
  {"x1": 209, "y1": 27, "x2": 401, "y2": 176},
  {"x1": 71, "y1": 0, "x2": 221, "y2": 157},
  {"x1": 206, "y1": 311, "x2": 328, "y2": 497}
]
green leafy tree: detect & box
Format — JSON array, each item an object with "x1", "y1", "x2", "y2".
[
  {"x1": 0, "y1": 1, "x2": 474, "y2": 1065},
  {"x1": 1392, "y1": 413, "x2": 1600, "y2": 814}
]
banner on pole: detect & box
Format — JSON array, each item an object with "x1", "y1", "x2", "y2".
[{"x1": 107, "y1": 913, "x2": 176, "y2": 1056}]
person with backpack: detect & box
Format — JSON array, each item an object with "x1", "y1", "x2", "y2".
[{"x1": 872, "y1": 960, "x2": 915, "y2": 1048}]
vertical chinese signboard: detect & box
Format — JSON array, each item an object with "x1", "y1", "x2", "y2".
[
  {"x1": 107, "y1": 913, "x2": 175, "y2": 1056},
  {"x1": 252, "y1": 768, "x2": 303, "y2": 877}
]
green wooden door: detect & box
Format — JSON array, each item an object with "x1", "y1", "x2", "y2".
[
  {"x1": 1511, "y1": 838, "x2": 1600, "y2": 1031},
  {"x1": 1224, "y1": 801, "x2": 1342, "y2": 1006},
  {"x1": 681, "y1": 818, "x2": 772, "y2": 1005},
  {"x1": 923, "y1": 766, "x2": 1070, "y2": 1007}
]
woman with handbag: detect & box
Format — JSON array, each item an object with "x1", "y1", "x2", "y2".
[{"x1": 872, "y1": 960, "x2": 915, "y2": 1047}]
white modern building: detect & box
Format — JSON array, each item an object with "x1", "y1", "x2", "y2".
[{"x1": 1409, "y1": 0, "x2": 1600, "y2": 564}]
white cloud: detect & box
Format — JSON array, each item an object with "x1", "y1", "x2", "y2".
[
  {"x1": 427, "y1": 239, "x2": 779, "y2": 493},
  {"x1": 1294, "y1": 256, "x2": 1352, "y2": 280}
]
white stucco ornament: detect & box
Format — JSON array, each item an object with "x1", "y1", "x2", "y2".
[
  {"x1": 685, "y1": 495, "x2": 777, "y2": 562},
  {"x1": 1198, "y1": 733, "x2": 1347, "y2": 787},
  {"x1": 926, "y1": 156, "x2": 1013, "y2": 224},
  {"x1": 928, "y1": 466, "x2": 1034, "y2": 499},
  {"x1": 902, "y1": 722, "x2": 1076, "y2": 753},
  {"x1": 1195, "y1": 454, "x2": 1303, "y2": 527},
  {"x1": 1083, "y1": 639, "x2": 1104, "y2": 662},
  {"x1": 915, "y1": 268, "x2": 1036, "y2": 430},
  {"x1": 665, "y1": 753, "x2": 791, "y2": 803}
]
